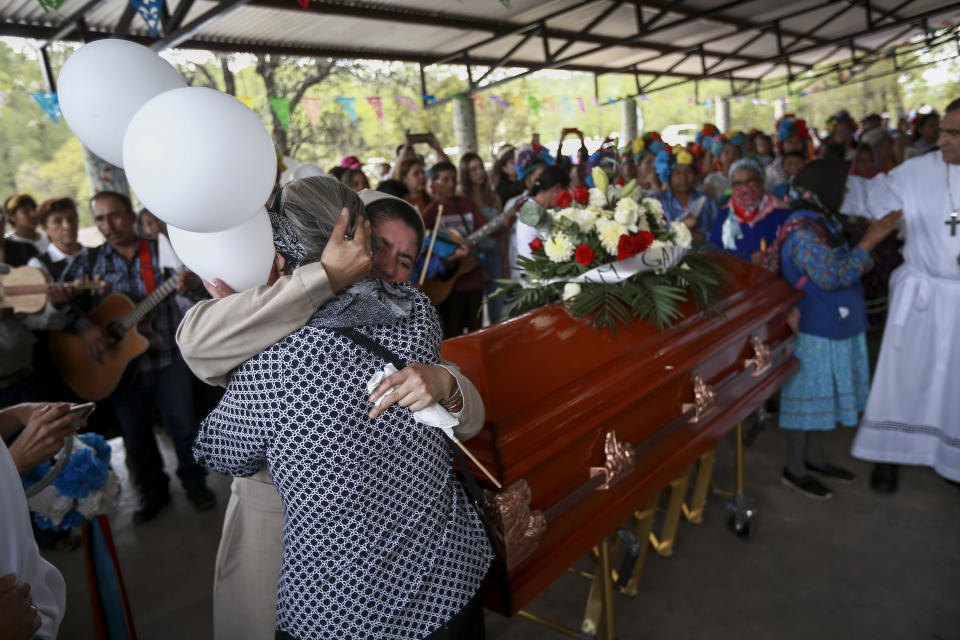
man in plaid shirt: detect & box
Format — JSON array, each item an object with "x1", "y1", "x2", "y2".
[{"x1": 62, "y1": 191, "x2": 215, "y2": 523}]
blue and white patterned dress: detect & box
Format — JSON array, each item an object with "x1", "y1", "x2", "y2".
[
  {"x1": 194, "y1": 287, "x2": 492, "y2": 639},
  {"x1": 778, "y1": 211, "x2": 871, "y2": 431}
]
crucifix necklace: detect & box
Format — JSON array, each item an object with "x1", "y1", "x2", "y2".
[{"x1": 948, "y1": 163, "x2": 960, "y2": 266}]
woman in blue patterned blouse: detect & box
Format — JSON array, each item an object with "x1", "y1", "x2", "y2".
[{"x1": 770, "y1": 160, "x2": 902, "y2": 501}]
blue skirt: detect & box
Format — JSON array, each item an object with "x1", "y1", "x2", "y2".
[{"x1": 779, "y1": 331, "x2": 870, "y2": 431}]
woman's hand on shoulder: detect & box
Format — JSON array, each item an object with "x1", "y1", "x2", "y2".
[{"x1": 367, "y1": 363, "x2": 457, "y2": 419}]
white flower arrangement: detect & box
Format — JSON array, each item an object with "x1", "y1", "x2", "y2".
[{"x1": 493, "y1": 166, "x2": 727, "y2": 331}]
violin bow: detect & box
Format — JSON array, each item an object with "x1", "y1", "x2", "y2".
[{"x1": 419, "y1": 204, "x2": 444, "y2": 286}]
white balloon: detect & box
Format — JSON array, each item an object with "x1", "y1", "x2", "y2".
[
  {"x1": 123, "y1": 87, "x2": 277, "y2": 233},
  {"x1": 58, "y1": 40, "x2": 186, "y2": 167},
  {"x1": 167, "y1": 208, "x2": 274, "y2": 292},
  {"x1": 292, "y1": 163, "x2": 327, "y2": 180}
]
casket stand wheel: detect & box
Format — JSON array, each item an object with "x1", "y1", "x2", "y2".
[{"x1": 725, "y1": 422, "x2": 757, "y2": 538}]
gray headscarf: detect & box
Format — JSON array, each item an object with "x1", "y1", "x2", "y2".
[{"x1": 268, "y1": 176, "x2": 416, "y2": 328}]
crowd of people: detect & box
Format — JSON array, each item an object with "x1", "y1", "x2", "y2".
[{"x1": 1, "y1": 98, "x2": 958, "y2": 639}]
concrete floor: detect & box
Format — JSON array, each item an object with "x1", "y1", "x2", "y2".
[{"x1": 42, "y1": 422, "x2": 960, "y2": 640}]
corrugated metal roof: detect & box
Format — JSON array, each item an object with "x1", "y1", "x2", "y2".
[{"x1": 1, "y1": 0, "x2": 959, "y2": 98}]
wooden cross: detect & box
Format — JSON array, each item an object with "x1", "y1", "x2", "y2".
[{"x1": 947, "y1": 211, "x2": 960, "y2": 237}]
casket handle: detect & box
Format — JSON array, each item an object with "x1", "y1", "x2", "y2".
[
  {"x1": 682, "y1": 375, "x2": 717, "y2": 423},
  {"x1": 744, "y1": 335, "x2": 772, "y2": 377},
  {"x1": 590, "y1": 431, "x2": 636, "y2": 490}
]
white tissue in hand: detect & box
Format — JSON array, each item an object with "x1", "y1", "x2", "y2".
[{"x1": 366, "y1": 364, "x2": 459, "y2": 439}]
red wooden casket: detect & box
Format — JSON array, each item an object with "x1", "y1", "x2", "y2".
[{"x1": 440, "y1": 257, "x2": 803, "y2": 616}]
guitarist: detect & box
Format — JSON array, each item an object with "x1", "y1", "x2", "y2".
[
  {"x1": 421, "y1": 161, "x2": 489, "y2": 338},
  {"x1": 60, "y1": 191, "x2": 215, "y2": 523}
]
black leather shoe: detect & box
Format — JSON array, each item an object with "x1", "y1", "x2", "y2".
[
  {"x1": 806, "y1": 462, "x2": 856, "y2": 483},
  {"x1": 133, "y1": 490, "x2": 171, "y2": 524},
  {"x1": 186, "y1": 486, "x2": 217, "y2": 512},
  {"x1": 870, "y1": 463, "x2": 899, "y2": 493},
  {"x1": 782, "y1": 467, "x2": 832, "y2": 500}
]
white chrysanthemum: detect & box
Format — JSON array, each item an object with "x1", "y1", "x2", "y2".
[
  {"x1": 544, "y1": 232, "x2": 575, "y2": 262},
  {"x1": 670, "y1": 220, "x2": 693, "y2": 249},
  {"x1": 588, "y1": 187, "x2": 608, "y2": 208},
  {"x1": 614, "y1": 197, "x2": 640, "y2": 231},
  {"x1": 596, "y1": 218, "x2": 628, "y2": 255},
  {"x1": 562, "y1": 282, "x2": 582, "y2": 301},
  {"x1": 643, "y1": 197, "x2": 667, "y2": 226}
]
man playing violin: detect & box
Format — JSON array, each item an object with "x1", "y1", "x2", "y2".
[{"x1": 421, "y1": 161, "x2": 489, "y2": 338}]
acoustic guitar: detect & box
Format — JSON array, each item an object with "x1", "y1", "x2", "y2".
[
  {"x1": 0, "y1": 266, "x2": 109, "y2": 314},
  {"x1": 49, "y1": 269, "x2": 184, "y2": 401},
  {"x1": 420, "y1": 212, "x2": 514, "y2": 305}
]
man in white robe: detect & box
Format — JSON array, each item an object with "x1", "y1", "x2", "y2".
[{"x1": 842, "y1": 98, "x2": 960, "y2": 490}]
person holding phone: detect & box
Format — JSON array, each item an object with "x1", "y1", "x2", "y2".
[{"x1": 0, "y1": 402, "x2": 74, "y2": 639}]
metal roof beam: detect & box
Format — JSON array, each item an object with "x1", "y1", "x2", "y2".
[
  {"x1": 429, "y1": 0, "x2": 599, "y2": 66},
  {"x1": 551, "y1": 0, "x2": 624, "y2": 61},
  {"x1": 166, "y1": 0, "x2": 197, "y2": 34},
  {"x1": 640, "y1": 0, "x2": 687, "y2": 32},
  {"x1": 781, "y1": 0, "x2": 862, "y2": 54},
  {"x1": 43, "y1": 0, "x2": 110, "y2": 43},
  {"x1": 630, "y1": 0, "x2": 866, "y2": 53},
  {"x1": 114, "y1": 2, "x2": 138, "y2": 34},
  {"x1": 614, "y1": 1, "x2": 960, "y2": 80},
  {"x1": 472, "y1": 26, "x2": 538, "y2": 86},
  {"x1": 704, "y1": 24, "x2": 770, "y2": 74},
  {"x1": 150, "y1": 0, "x2": 252, "y2": 51},
  {"x1": 751, "y1": 24, "x2": 948, "y2": 95},
  {"x1": 250, "y1": 0, "x2": 777, "y2": 70}
]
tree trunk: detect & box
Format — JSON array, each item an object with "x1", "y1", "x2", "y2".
[{"x1": 219, "y1": 55, "x2": 235, "y2": 96}]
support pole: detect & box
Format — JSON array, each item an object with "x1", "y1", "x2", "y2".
[
  {"x1": 621, "y1": 97, "x2": 638, "y2": 143},
  {"x1": 715, "y1": 96, "x2": 730, "y2": 133},
  {"x1": 453, "y1": 97, "x2": 478, "y2": 157},
  {"x1": 774, "y1": 98, "x2": 787, "y2": 120}
]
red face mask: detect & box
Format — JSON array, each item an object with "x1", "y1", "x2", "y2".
[{"x1": 731, "y1": 182, "x2": 764, "y2": 220}]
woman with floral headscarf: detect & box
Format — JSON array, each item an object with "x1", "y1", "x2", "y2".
[
  {"x1": 765, "y1": 115, "x2": 811, "y2": 191},
  {"x1": 765, "y1": 160, "x2": 902, "y2": 501},
  {"x1": 649, "y1": 146, "x2": 720, "y2": 240},
  {"x1": 632, "y1": 132, "x2": 666, "y2": 193},
  {"x1": 821, "y1": 110, "x2": 857, "y2": 161},
  {"x1": 702, "y1": 133, "x2": 744, "y2": 204},
  {"x1": 708, "y1": 157, "x2": 789, "y2": 263}
]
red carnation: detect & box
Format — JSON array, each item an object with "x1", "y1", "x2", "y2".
[
  {"x1": 575, "y1": 244, "x2": 596, "y2": 267},
  {"x1": 616, "y1": 177, "x2": 626, "y2": 186},
  {"x1": 617, "y1": 234, "x2": 638, "y2": 261},
  {"x1": 529, "y1": 237, "x2": 543, "y2": 252},
  {"x1": 555, "y1": 190, "x2": 573, "y2": 208},
  {"x1": 572, "y1": 187, "x2": 590, "y2": 205},
  {"x1": 634, "y1": 231, "x2": 655, "y2": 252}
]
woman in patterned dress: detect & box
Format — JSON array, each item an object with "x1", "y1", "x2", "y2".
[
  {"x1": 770, "y1": 160, "x2": 901, "y2": 500},
  {"x1": 194, "y1": 177, "x2": 492, "y2": 639}
]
